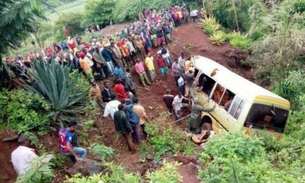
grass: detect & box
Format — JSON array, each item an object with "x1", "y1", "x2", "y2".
[{"x1": 45, "y1": 0, "x2": 87, "y2": 23}]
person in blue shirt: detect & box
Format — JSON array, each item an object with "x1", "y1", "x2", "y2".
[
  {"x1": 113, "y1": 64, "x2": 126, "y2": 83},
  {"x1": 123, "y1": 100, "x2": 141, "y2": 144},
  {"x1": 59, "y1": 120, "x2": 87, "y2": 163}
]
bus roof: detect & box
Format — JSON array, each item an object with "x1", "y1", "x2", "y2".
[{"x1": 191, "y1": 55, "x2": 290, "y2": 107}]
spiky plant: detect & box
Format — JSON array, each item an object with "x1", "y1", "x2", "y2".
[
  {"x1": 210, "y1": 31, "x2": 226, "y2": 45},
  {"x1": 198, "y1": 16, "x2": 221, "y2": 35},
  {"x1": 25, "y1": 59, "x2": 89, "y2": 126}
]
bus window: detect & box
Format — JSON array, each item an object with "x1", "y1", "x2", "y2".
[
  {"x1": 224, "y1": 90, "x2": 235, "y2": 111},
  {"x1": 245, "y1": 104, "x2": 288, "y2": 133},
  {"x1": 196, "y1": 73, "x2": 215, "y2": 96},
  {"x1": 213, "y1": 84, "x2": 229, "y2": 106},
  {"x1": 228, "y1": 96, "x2": 245, "y2": 119}
]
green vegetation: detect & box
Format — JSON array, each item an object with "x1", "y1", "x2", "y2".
[
  {"x1": 145, "y1": 160, "x2": 182, "y2": 183},
  {"x1": 54, "y1": 12, "x2": 84, "y2": 41},
  {"x1": 145, "y1": 110, "x2": 196, "y2": 158},
  {"x1": 198, "y1": 132, "x2": 304, "y2": 182},
  {"x1": 65, "y1": 161, "x2": 182, "y2": 183},
  {"x1": 209, "y1": 31, "x2": 226, "y2": 45},
  {"x1": 25, "y1": 59, "x2": 89, "y2": 125},
  {"x1": 45, "y1": 0, "x2": 87, "y2": 22},
  {"x1": 16, "y1": 154, "x2": 55, "y2": 183},
  {"x1": 0, "y1": 89, "x2": 50, "y2": 135},
  {"x1": 204, "y1": 0, "x2": 265, "y2": 32},
  {"x1": 89, "y1": 143, "x2": 114, "y2": 161},
  {"x1": 225, "y1": 31, "x2": 252, "y2": 50}
]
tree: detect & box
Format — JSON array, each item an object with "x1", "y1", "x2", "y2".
[
  {"x1": 53, "y1": 12, "x2": 84, "y2": 41},
  {"x1": 204, "y1": 0, "x2": 264, "y2": 32},
  {"x1": 84, "y1": 0, "x2": 116, "y2": 27},
  {"x1": 32, "y1": 22, "x2": 54, "y2": 48},
  {"x1": 0, "y1": 0, "x2": 49, "y2": 56}
]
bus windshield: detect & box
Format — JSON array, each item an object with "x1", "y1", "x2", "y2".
[{"x1": 244, "y1": 104, "x2": 289, "y2": 133}]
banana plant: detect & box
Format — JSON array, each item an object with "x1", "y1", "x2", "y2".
[{"x1": 24, "y1": 59, "x2": 89, "y2": 126}]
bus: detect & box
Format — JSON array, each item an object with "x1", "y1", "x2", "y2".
[{"x1": 190, "y1": 55, "x2": 290, "y2": 139}]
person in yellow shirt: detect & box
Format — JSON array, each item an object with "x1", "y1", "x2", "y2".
[
  {"x1": 132, "y1": 98, "x2": 149, "y2": 139},
  {"x1": 144, "y1": 52, "x2": 156, "y2": 82},
  {"x1": 79, "y1": 52, "x2": 93, "y2": 79},
  {"x1": 89, "y1": 79, "x2": 104, "y2": 110}
]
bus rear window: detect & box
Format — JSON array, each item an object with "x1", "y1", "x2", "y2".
[{"x1": 244, "y1": 104, "x2": 288, "y2": 133}]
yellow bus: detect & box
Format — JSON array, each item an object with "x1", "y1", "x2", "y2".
[{"x1": 190, "y1": 55, "x2": 290, "y2": 139}]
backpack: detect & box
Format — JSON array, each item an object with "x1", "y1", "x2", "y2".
[{"x1": 58, "y1": 128, "x2": 69, "y2": 153}]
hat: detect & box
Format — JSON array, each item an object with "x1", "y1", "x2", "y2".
[{"x1": 79, "y1": 52, "x2": 85, "y2": 58}]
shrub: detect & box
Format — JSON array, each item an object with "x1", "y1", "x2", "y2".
[
  {"x1": 225, "y1": 31, "x2": 252, "y2": 50},
  {"x1": 54, "y1": 12, "x2": 84, "y2": 40},
  {"x1": 16, "y1": 154, "x2": 54, "y2": 183},
  {"x1": 204, "y1": 0, "x2": 264, "y2": 32},
  {"x1": 83, "y1": 0, "x2": 115, "y2": 26},
  {"x1": 209, "y1": 31, "x2": 226, "y2": 45},
  {"x1": 145, "y1": 111, "x2": 196, "y2": 158},
  {"x1": 146, "y1": 160, "x2": 182, "y2": 183},
  {"x1": 25, "y1": 59, "x2": 89, "y2": 126},
  {"x1": 198, "y1": 17, "x2": 221, "y2": 35},
  {"x1": 89, "y1": 143, "x2": 114, "y2": 161},
  {"x1": 0, "y1": 89, "x2": 50, "y2": 134}
]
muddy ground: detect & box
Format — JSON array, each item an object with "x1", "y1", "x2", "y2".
[{"x1": 0, "y1": 22, "x2": 254, "y2": 183}]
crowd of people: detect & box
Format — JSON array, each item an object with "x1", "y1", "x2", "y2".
[{"x1": 9, "y1": 4, "x2": 212, "y2": 177}]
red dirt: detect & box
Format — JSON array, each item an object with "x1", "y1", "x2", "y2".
[{"x1": 0, "y1": 22, "x2": 253, "y2": 182}]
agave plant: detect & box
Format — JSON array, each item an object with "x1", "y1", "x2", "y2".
[
  {"x1": 209, "y1": 31, "x2": 226, "y2": 45},
  {"x1": 198, "y1": 16, "x2": 221, "y2": 35},
  {"x1": 25, "y1": 59, "x2": 89, "y2": 126}
]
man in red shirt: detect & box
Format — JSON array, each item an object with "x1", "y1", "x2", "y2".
[
  {"x1": 156, "y1": 53, "x2": 167, "y2": 76},
  {"x1": 114, "y1": 79, "x2": 128, "y2": 100}
]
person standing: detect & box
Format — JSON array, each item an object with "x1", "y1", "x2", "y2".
[
  {"x1": 156, "y1": 53, "x2": 167, "y2": 76},
  {"x1": 135, "y1": 59, "x2": 151, "y2": 87},
  {"x1": 189, "y1": 98, "x2": 215, "y2": 134},
  {"x1": 113, "y1": 104, "x2": 136, "y2": 153},
  {"x1": 172, "y1": 59, "x2": 180, "y2": 87},
  {"x1": 124, "y1": 101, "x2": 141, "y2": 144},
  {"x1": 134, "y1": 36, "x2": 146, "y2": 60},
  {"x1": 101, "y1": 81, "x2": 116, "y2": 103},
  {"x1": 145, "y1": 52, "x2": 157, "y2": 82},
  {"x1": 58, "y1": 120, "x2": 87, "y2": 163},
  {"x1": 79, "y1": 52, "x2": 93, "y2": 79},
  {"x1": 103, "y1": 97, "x2": 121, "y2": 120},
  {"x1": 125, "y1": 68, "x2": 137, "y2": 98},
  {"x1": 177, "y1": 75, "x2": 185, "y2": 96},
  {"x1": 89, "y1": 79, "x2": 104, "y2": 110},
  {"x1": 114, "y1": 79, "x2": 128, "y2": 101},
  {"x1": 178, "y1": 52, "x2": 186, "y2": 76},
  {"x1": 158, "y1": 44, "x2": 172, "y2": 68},
  {"x1": 184, "y1": 68, "x2": 195, "y2": 98},
  {"x1": 172, "y1": 93, "x2": 189, "y2": 120},
  {"x1": 92, "y1": 47, "x2": 106, "y2": 81},
  {"x1": 101, "y1": 43, "x2": 115, "y2": 76},
  {"x1": 132, "y1": 98, "x2": 149, "y2": 139},
  {"x1": 163, "y1": 89, "x2": 175, "y2": 114}
]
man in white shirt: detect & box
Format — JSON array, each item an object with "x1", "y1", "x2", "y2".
[
  {"x1": 157, "y1": 44, "x2": 172, "y2": 67},
  {"x1": 103, "y1": 99, "x2": 121, "y2": 120},
  {"x1": 11, "y1": 136, "x2": 52, "y2": 175},
  {"x1": 172, "y1": 93, "x2": 190, "y2": 120}
]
